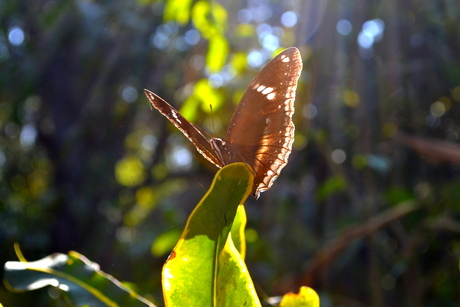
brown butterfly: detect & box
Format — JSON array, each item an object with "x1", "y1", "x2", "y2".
[{"x1": 145, "y1": 47, "x2": 302, "y2": 199}]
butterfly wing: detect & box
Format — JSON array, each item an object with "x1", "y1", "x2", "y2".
[
  {"x1": 144, "y1": 89, "x2": 224, "y2": 168},
  {"x1": 226, "y1": 47, "x2": 303, "y2": 198}
]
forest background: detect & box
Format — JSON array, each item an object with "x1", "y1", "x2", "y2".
[{"x1": 1, "y1": 0, "x2": 459, "y2": 306}]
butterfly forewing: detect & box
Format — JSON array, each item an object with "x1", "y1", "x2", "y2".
[
  {"x1": 226, "y1": 47, "x2": 303, "y2": 198},
  {"x1": 144, "y1": 89, "x2": 225, "y2": 168}
]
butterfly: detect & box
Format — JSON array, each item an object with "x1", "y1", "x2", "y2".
[{"x1": 145, "y1": 47, "x2": 303, "y2": 199}]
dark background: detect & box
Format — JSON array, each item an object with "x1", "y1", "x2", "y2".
[{"x1": 1, "y1": 0, "x2": 459, "y2": 306}]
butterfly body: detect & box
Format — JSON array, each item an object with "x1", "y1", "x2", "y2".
[{"x1": 145, "y1": 47, "x2": 302, "y2": 199}]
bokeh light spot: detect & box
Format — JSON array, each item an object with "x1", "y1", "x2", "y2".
[
  {"x1": 184, "y1": 29, "x2": 200, "y2": 45},
  {"x1": 343, "y1": 90, "x2": 360, "y2": 107},
  {"x1": 8, "y1": 26, "x2": 25, "y2": 46},
  {"x1": 451, "y1": 86, "x2": 460, "y2": 102},
  {"x1": 358, "y1": 32, "x2": 374, "y2": 49},
  {"x1": 261, "y1": 34, "x2": 279, "y2": 51},
  {"x1": 167, "y1": 144, "x2": 192, "y2": 171},
  {"x1": 141, "y1": 134, "x2": 158, "y2": 152},
  {"x1": 20, "y1": 124, "x2": 37, "y2": 148},
  {"x1": 336, "y1": 19, "x2": 352, "y2": 35},
  {"x1": 430, "y1": 101, "x2": 446, "y2": 117},
  {"x1": 136, "y1": 186, "x2": 155, "y2": 208},
  {"x1": 281, "y1": 11, "x2": 298, "y2": 28},
  {"x1": 115, "y1": 156, "x2": 145, "y2": 187},
  {"x1": 302, "y1": 103, "x2": 317, "y2": 119},
  {"x1": 119, "y1": 85, "x2": 138, "y2": 103},
  {"x1": 331, "y1": 149, "x2": 346, "y2": 164},
  {"x1": 247, "y1": 50, "x2": 263, "y2": 68},
  {"x1": 358, "y1": 19, "x2": 385, "y2": 50},
  {"x1": 237, "y1": 9, "x2": 252, "y2": 24},
  {"x1": 253, "y1": 5, "x2": 272, "y2": 22}
]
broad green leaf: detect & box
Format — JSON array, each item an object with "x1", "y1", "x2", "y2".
[
  {"x1": 162, "y1": 163, "x2": 260, "y2": 307},
  {"x1": 3, "y1": 249, "x2": 155, "y2": 307},
  {"x1": 279, "y1": 286, "x2": 320, "y2": 307}
]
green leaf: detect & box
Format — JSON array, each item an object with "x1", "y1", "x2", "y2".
[
  {"x1": 279, "y1": 286, "x2": 320, "y2": 307},
  {"x1": 230, "y1": 205, "x2": 247, "y2": 259},
  {"x1": 162, "y1": 162, "x2": 260, "y2": 307},
  {"x1": 3, "y1": 250, "x2": 155, "y2": 307}
]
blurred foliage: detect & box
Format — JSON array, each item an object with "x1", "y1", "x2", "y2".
[
  {"x1": 0, "y1": 0, "x2": 460, "y2": 306},
  {"x1": 4, "y1": 247, "x2": 155, "y2": 307}
]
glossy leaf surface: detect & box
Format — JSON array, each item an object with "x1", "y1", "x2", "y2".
[{"x1": 162, "y1": 163, "x2": 260, "y2": 307}]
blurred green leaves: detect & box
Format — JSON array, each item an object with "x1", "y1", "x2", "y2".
[
  {"x1": 164, "y1": 0, "x2": 193, "y2": 25},
  {"x1": 316, "y1": 174, "x2": 347, "y2": 201},
  {"x1": 4, "y1": 247, "x2": 155, "y2": 307},
  {"x1": 207, "y1": 35, "x2": 229, "y2": 73},
  {"x1": 181, "y1": 79, "x2": 224, "y2": 122},
  {"x1": 192, "y1": 1, "x2": 227, "y2": 39}
]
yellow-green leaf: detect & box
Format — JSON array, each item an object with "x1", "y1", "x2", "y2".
[
  {"x1": 162, "y1": 163, "x2": 260, "y2": 307},
  {"x1": 279, "y1": 286, "x2": 320, "y2": 307},
  {"x1": 230, "y1": 205, "x2": 247, "y2": 259}
]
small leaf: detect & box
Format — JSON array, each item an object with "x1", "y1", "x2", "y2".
[
  {"x1": 230, "y1": 205, "x2": 247, "y2": 259},
  {"x1": 279, "y1": 286, "x2": 320, "y2": 307},
  {"x1": 162, "y1": 163, "x2": 260, "y2": 307},
  {"x1": 4, "y1": 250, "x2": 155, "y2": 307},
  {"x1": 217, "y1": 234, "x2": 258, "y2": 306}
]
